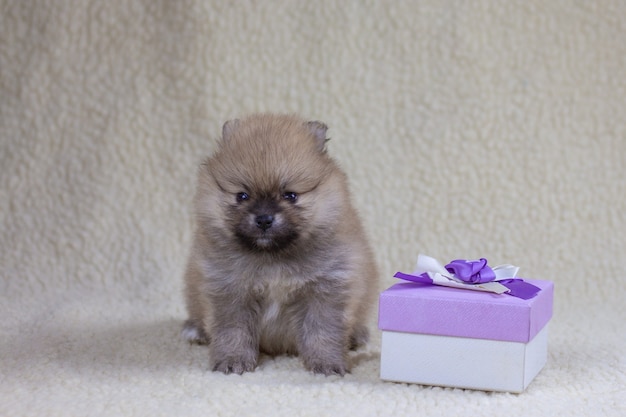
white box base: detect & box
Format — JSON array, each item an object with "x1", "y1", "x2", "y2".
[{"x1": 380, "y1": 325, "x2": 548, "y2": 393}]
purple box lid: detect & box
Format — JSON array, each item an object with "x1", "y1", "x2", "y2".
[{"x1": 378, "y1": 279, "x2": 553, "y2": 343}]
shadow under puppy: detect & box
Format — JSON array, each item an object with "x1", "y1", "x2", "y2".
[{"x1": 183, "y1": 113, "x2": 378, "y2": 376}]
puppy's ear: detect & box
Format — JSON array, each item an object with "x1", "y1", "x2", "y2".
[
  {"x1": 306, "y1": 121, "x2": 329, "y2": 151},
  {"x1": 222, "y1": 119, "x2": 241, "y2": 140}
]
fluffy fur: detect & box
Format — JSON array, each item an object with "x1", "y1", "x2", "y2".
[{"x1": 183, "y1": 113, "x2": 378, "y2": 376}]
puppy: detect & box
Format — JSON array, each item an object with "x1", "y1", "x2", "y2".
[{"x1": 182, "y1": 113, "x2": 378, "y2": 376}]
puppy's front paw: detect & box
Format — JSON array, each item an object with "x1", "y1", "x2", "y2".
[
  {"x1": 212, "y1": 356, "x2": 257, "y2": 375},
  {"x1": 305, "y1": 359, "x2": 348, "y2": 377}
]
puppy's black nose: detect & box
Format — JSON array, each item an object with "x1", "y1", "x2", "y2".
[{"x1": 255, "y1": 214, "x2": 274, "y2": 231}]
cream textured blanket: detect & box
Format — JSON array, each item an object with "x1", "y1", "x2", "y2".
[{"x1": 1, "y1": 1, "x2": 624, "y2": 416}]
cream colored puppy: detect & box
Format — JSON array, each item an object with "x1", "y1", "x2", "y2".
[{"x1": 183, "y1": 114, "x2": 378, "y2": 376}]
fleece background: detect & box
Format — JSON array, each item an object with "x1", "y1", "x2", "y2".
[{"x1": 1, "y1": 1, "x2": 625, "y2": 416}]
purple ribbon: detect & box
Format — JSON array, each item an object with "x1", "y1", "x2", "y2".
[
  {"x1": 494, "y1": 279, "x2": 541, "y2": 300},
  {"x1": 394, "y1": 271, "x2": 433, "y2": 285},
  {"x1": 445, "y1": 258, "x2": 495, "y2": 283},
  {"x1": 394, "y1": 257, "x2": 541, "y2": 300}
]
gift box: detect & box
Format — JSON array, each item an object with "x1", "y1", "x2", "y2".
[{"x1": 378, "y1": 276, "x2": 553, "y2": 393}]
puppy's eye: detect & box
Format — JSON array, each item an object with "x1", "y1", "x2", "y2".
[
  {"x1": 282, "y1": 191, "x2": 298, "y2": 203},
  {"x1": 236, "y1": 192, "x2": 250, "y2": 202}
]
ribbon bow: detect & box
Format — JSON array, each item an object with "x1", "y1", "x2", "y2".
[
  {"x1": 445, "y1": 258, "x2": 496, "y2": 283},
  {"x1": 394, "y1": 254, "x2": 540, "y2": 299}
]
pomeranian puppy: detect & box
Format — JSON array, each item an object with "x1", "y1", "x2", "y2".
[{"x1": 182, "y1": 113, "x2": 378, "y2": 376}]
